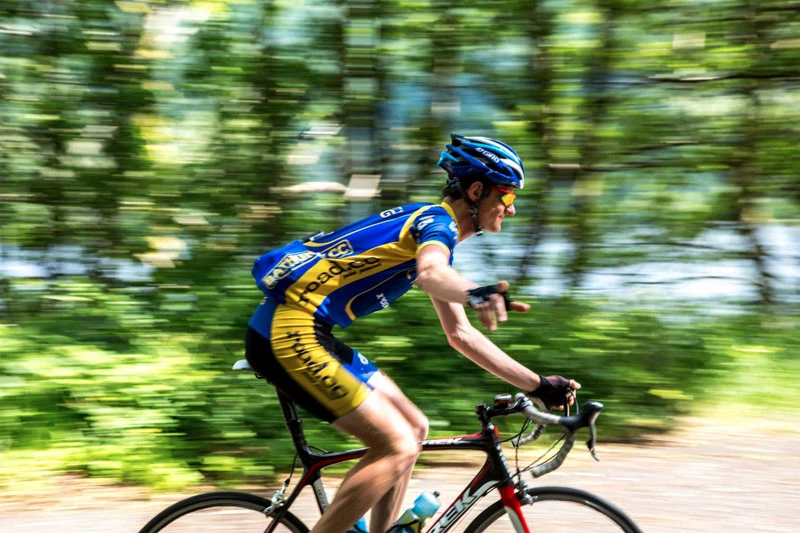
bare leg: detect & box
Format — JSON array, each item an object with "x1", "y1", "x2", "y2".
[
  {"x1": 366, "y1": 373, "x2": 429, "y2": 533},
  {"x1": 310, "y1": 385, "x2": 426, "y2": 533}
]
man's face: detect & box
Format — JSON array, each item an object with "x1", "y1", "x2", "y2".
[{"x1": 478, "y1": 185, "x2": 516, "y2": 233}]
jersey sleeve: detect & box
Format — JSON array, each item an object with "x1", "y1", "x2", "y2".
[{"x1": 409, "y1": 206, "x2": 458, "y2": 263}]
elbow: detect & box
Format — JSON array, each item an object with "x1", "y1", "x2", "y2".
[
  {"x1": 445, "y1": 325, "x2": 477, "y2": 353},
  {"x1": 415, "y1": 267, "x2": 436, "y2": 294},
  {"x1": 445, "y1": 332, "x2": 460, "y2": 350}
]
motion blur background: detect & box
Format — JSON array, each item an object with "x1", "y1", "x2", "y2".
[{"x1": 1, "y1": 0, "x2": 798, "y2": 494}]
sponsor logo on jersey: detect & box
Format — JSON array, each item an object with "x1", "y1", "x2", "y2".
[
  {"x1": 262, "y1": 240, "x2": 355, "y2": 289},
  {"x1": 376, "y1": 292, "x2": 389, "y2": 309},
  {"x1": 323, "y1": 239, "x2": 353, "y2": 259},
  {"x1": 415, "y1": 215, "x2": 435, "y2": 231},
  {"x1": 286, "y1": 330, "x2": 349, "y2": 400},
  {"x1": 263, "y1": 251, "x2": 318, "y2": 289},
  {"x1": 379, "y1": 206, "x2": 404, "y2": 218},
  {"x1": 297, "y1": 256, "x2": 382, "y2": 306}
]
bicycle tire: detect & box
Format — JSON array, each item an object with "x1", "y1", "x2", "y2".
[
  {"x1": 464, "y1": 486, "x2": 642, "y2": 533},
  {"x1": 138, "y1": 491, "x2": 309, "y2": 533}
]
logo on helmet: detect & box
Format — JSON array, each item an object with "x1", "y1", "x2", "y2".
[{"x1": 475, "y1": 146, "x2": 500, "y2": 164}]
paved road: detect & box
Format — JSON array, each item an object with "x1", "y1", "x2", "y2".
[{"x1": 1, "y1": 415, "x2": 798, "y2": 532}]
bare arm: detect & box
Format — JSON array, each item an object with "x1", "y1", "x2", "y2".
[
  {"x1": 428, "y1": 295, "x2": 541, "y2": 391},
  {"x1": 415, "y1": 244, "x2": 529, "y2": 331},
  {"x1": 416, "y1": 244, "x2": 580, "y2": 399},
  {"x1": 414, "y1": 244, "x2": 477, "y2": 305},
  {"x1": 415, "y1": 243, "x2": 539, "y2": 390}
]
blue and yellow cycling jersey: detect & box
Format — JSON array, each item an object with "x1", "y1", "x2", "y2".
[{"x1": 249, "y1": 202, "x2": 460, "y2": 334}]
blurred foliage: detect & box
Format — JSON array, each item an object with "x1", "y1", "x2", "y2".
[{"x1": 1, "y1": 0, "x2": 799, "y2": 491}]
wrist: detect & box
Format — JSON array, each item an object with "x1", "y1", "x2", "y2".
[
  {"x1": 465, "y1": 285, "x2": 498, "y2": 310},
  {"x1": 530, "y1": 374, "x2": 548, "y2": 394},
  {"x1": 464, "y1": 287, "x2": 482, "y2": 309}
]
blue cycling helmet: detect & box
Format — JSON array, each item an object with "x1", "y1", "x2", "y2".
[{"x1": 438, "y1": 133, "x2": 525, "y2": 190}]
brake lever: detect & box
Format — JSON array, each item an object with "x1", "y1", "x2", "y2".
[
  {"x1": 566, "y1": 388, "x2": 577, "y2": 417},
  {"x1": 587, "y1": 422, "x2": 600, "y2": 462}
]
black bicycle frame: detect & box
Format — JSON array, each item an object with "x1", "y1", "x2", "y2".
[{"x1": 265, "y1": 391, "x2": 527, "y2": 533}]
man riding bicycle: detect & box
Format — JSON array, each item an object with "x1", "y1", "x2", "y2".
[{"x1": 246, "y1": 133, "x2": 581, "y2": 533}]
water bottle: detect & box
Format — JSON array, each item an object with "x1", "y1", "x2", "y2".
[
  {"x1": 386, "y1": 491, "x2": 441, "y2": 533},
  {"x1": 346, "y1": 516, "x2": 368, "y2": 533}
]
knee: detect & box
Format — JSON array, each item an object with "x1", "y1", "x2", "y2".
[
  {"x1": 415, "y1": 415, "x2": 429, "y2": 443},
  {"x1": 390, "y1": 435, "x2": 422, "y2": 474},
  {"x1": 402, "y1": 404, "x2": 429, "y2": 443}
]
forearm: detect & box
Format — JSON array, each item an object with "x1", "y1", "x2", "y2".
[{"x1": 448, "y1": 324, "x2": 541, "y2": 392}]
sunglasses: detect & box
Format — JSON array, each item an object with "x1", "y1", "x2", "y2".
[{"x1": 492, "y1": 186, "x2": 516, "y2": 207}]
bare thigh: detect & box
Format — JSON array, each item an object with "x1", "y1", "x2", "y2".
[
  {"x1": 332, "y1": 384, "x2": 417, "y2": 452},
  {"x1": 367, "y1": 372, "x2": 429, "y2": 441}
]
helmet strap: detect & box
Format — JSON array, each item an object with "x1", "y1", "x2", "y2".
[
  {"x1": 468, "y1": 205, "x2": 483, "y2": 236},
  {"x1": 456, "y1": 179, "x2": 490, "y2": 237}
]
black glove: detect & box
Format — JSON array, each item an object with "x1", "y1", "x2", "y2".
[
  {"x1": 465, "y1": 284, "x2": 512, "y2": 311},
  {"x1": 529, "y1": 374, "x2": 573, "y2": 410}
]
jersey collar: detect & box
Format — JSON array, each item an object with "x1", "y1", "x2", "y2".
[{"x1": 439, "y1": 201, "x2": 461, "y2": 242}]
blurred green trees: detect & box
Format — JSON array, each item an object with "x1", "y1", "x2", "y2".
[{"x1": 1, "y1": 0, "x2": 798, "y2": 489}]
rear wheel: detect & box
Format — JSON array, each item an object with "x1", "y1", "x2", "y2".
[
  {"x1": 465, "y1": 486, "x2": 641, "y2": 533},
  {"x1": 138, "y1": 491, "x2": 309, "y2": 533}
]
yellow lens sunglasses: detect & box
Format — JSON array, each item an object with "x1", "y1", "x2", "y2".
[{"x1": 492, "y1": 185, "x2": 516, "y2": 207}]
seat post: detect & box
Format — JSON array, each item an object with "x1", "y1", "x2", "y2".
[{"x1": 276, "y1": 390, "x2": 314, "y2": 457}]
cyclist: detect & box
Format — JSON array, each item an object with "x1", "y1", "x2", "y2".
[{"x1": 246, "y1": 133, "x2": 581, "y2": 533}]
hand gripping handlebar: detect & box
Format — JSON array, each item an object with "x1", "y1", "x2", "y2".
[{"x1": 511, "y1": 393, "x2": 604, "y2": 478}]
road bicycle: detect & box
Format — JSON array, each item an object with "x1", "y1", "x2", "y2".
[{"x1": 139, "y1": 359, "x2": 642, "y2": 532}]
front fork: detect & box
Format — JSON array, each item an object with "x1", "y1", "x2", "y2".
[
  {"x1": 498, "y1": 479, "x2": 533, "y2": 533},
  {"x1": 516, "y1": 478, "x2": 534, "y2": 505}
]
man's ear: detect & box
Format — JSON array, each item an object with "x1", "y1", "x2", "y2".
[{"x1": 467, "y1": 181, "x2": 484, "y2": 203}]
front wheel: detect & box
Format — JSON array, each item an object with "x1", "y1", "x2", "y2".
[
  {"x1": 138, "y1": 491, "x2": 309, "y2": 533},
  {"x1": 465, "y1": 486, "x2": 642, "y2": 533}
]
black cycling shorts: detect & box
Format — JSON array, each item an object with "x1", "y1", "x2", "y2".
[{"x1": 245, "y1": 300, "x2": 378, "y2": 422}]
